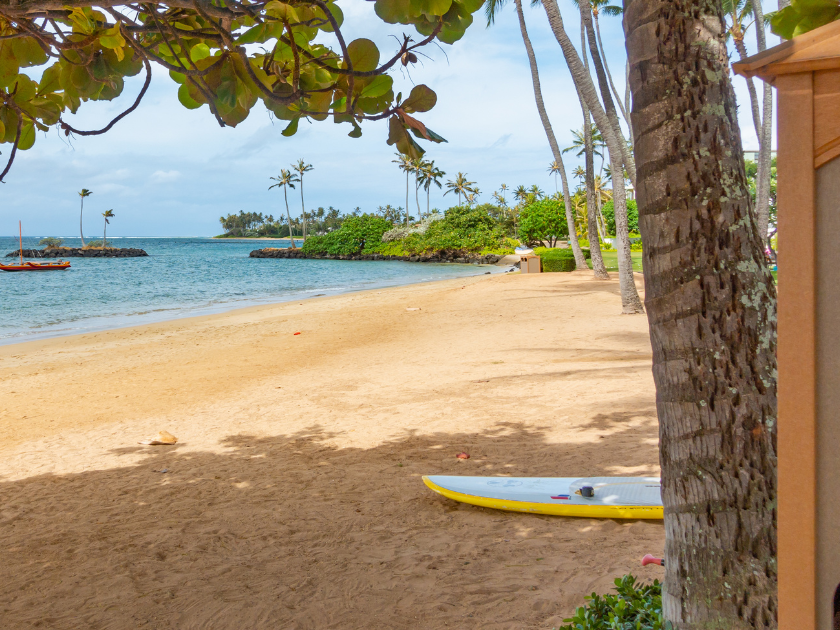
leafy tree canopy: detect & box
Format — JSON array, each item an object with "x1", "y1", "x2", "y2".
[
  {"x1": 601, "y1": 199, "x2": 639, "y2": 235},
  {"x1": 0, "y1": 0, "x2": 485, "y2": 180},
  {"x1": 518, "y1": 197, "x2": 568, "y2": 247}
]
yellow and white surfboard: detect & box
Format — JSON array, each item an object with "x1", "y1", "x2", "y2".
[{"x1": 423, "y1": 475, "x2": 663, "y2": 520}]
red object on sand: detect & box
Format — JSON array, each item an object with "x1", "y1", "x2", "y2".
[
  {"x1": 456, "y1": 452, "x2": 470, "y2": 460},
  {"x1": 293, "y1": 332, "x2": 301, "y2": 335},
  {"x1": 641, "y1": 554, "x2": 664, "y2": 567}
]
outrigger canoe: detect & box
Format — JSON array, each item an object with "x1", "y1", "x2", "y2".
[{"x1": 1, "y1": 221, "x2": 71, "y2": 272}]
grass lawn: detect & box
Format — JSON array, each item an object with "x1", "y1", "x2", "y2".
[{"x1": 587, "y1": 251, "x2": 644, "y2": 272}]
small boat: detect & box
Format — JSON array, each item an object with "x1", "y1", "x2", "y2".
[{"x1": 0, "y1": 222, "x2": 70, "y2": 272}]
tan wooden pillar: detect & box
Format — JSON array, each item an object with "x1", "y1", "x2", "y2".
[{"x1": 734, "y1": 20, "x2": 840, "y2": 630}]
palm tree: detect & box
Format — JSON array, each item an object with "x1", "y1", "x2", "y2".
[
  {"x1": 528, "y1": 185, "x2": 544, "y2": 199},
  {"x1": 512, "y1": 185, "x2": 528, "y2": 207},
  {"x1": 392, "y1": 153, "x2": 413, "y2": 225},
  {"x1": 465, "y1": 189, "x2": 480, "y2": 207},
  {"x1": 547, "y1": 161, "x2": 563, "y2": 195},
  {"x1": 269, "y1": 169, "x2": 300, "y2": 248},
  {"x1": 101, "y1": 209, "x2": 114, "y2": 249},
  {"x1": 78, "y1": 188, "x2": 92, "y2": 247},
  {"x1": 573, "y1": 0, "x2": 628, "y2": 125},
  {"x1": 410, "y1": 157, "x2": 424, "y2": 218},
  {"x1": 626, "y1": 1, "x2": 777, "y2": 624},
  {"x1": 292, "y1": 159, "x2": 314, "y2": 241},
  {"x1": 419, "y1": 161, "x2": 445, "y2": 216},
  {"x1": 443, "y1": 172, "x2": 476, "y2": 207},
  {"x1": 486, "y1": 0, "x2": 587, "y2": 270},
  {"x1": 721, "y1": 0, "x2": 773, "y2": 243}
]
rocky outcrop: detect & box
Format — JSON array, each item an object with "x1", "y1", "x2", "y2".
[
  {"x1": 249, "y1": 248, "x2": 503, "y2": 265},
  {"x1": 6, "y1": 248, "x2": 148, "y2": 258}
]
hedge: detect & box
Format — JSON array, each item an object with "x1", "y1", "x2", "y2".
[{"x1": 533, "y1": 246, "x2": 589, "y2": 272}]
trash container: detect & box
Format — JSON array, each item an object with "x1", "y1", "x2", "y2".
[{"x1": 519, "y1": 254, "x2": 541, "y2": 274}]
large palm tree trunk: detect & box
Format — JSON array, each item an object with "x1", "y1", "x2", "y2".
[
  {"x1": 624, "y1": 0, "x2": 777, "y2": 627},
  {"x1": 513, "y1": 0, "x2": 587, "y2": 270}
]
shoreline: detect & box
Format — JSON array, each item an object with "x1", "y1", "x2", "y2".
[{"x1": 0, "y1": 263, "x2": 511, "y2": 348}]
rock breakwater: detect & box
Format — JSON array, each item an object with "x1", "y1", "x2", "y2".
[
  {"x1": 6, "y1": 248, "x2": 148, "y2": 258},
  {"x1": 249, "y1": 248, "x2": 503, "y2": 265}
]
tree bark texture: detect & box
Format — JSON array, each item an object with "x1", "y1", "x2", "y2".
[
  {"x1": 624, "y1": 0, "x2": 778, "y2": 627},
  {"x1": 514, "y1": 0, "x2": 587, "y2": 270},
  {"x1": 542, "y1": 0, "x2": 637, "y2": 186}
]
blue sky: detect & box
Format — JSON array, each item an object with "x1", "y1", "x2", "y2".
[{"x1": 0, "y1": 2, "x2": 778, "y2": 237}]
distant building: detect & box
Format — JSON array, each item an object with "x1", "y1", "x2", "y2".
[{"x1": 743, "y1": 149, "x2": 777, "y2": 163}]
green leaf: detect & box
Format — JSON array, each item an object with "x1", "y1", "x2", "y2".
[
  {"x1": 178, "y1": 83, "x2": 202, "y2": 109},
  {"x1": 169, "y1": 70, "x2": 187, "y2": 85},
  {"x1": 282, "y1": 116, "x2": 300, "y2": 136},
  {"x1": 17, "y1": 122, "x2": 36, "y2": 151},
  {"x1": 0, "y1": 119, "x2": 5, "y2": 139},
  {"x1": 348, "y1": 122, "x2": 362, "y2": 138},
  {"x1": 770, "y1": 0, "x2": 840, "y2": 37},
  {"x1": 358, "y1": 74, "x2": 393, "y2": 98},
  {"x1": 401, "y1": 84, "x2": 437, "y2": 113},
  {"x1": 346, "y1": 38, "x2": 380, "y2": 72},
  {"x1": 265, "y1": 0, "x2": 300, "y2": 21},
  {"x1": 375, "y1": 0, "x2": 412, "y2": 24},
  {"x1": 317, "y1": 2, "x2": 344, "y2": 32},
  {"x1": 236, "y1": 24, "x2": 266, "y2": 44},
  {"x1": 409, "y1": 0, "x2": 452, "y2": 18},
  {"x1": 190, "y1": 43, "x2": 212, "y2": 62}
]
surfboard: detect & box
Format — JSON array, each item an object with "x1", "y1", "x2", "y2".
[{"x1": 422, "y1": 475, "x2": 663, "y2": 520}]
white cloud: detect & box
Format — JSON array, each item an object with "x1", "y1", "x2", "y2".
[{"x1": 150, "y1": 170, "x2": 182, "y2": 183}]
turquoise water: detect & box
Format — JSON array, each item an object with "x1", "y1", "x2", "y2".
[{"x1": 0, "y1": 237, "x2": 501, "y2": 345}]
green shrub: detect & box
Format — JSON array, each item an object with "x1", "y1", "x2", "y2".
[
  {"x1": 519, "y1": 198, "x2": 568, "y2": 247},
  {"x1": 534, "y1": 247, "x2": 577, "y2": 272},
  {"x1": 39, "y1": 237, "x2": 64, "y2": 247},
  {"x1": 602, "y1": 200, "x2": 639, "y2": 235},
  {"x1": 301, "y1": 215, "x2": 392, "y2": 256},
  {"x1": 631, "y1": 241, "x2": 644, "y2": 251},
  {"x1": 559, "y1": 575, "x2": 664, "y2": 630}
]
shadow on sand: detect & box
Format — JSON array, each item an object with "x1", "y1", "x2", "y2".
[{"x1": 0, "y1": 416, "x2": 663, "y2": 629}]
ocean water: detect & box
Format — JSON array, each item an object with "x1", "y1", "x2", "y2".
[{"x1": 0, "y1": 237, "x2": 503, "y2": 345}]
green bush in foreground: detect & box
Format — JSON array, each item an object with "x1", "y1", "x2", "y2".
[{"x1": 558, "y1": 575, "x2": 664, "y2": 630}]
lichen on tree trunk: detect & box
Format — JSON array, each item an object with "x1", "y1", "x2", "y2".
[{"x1": 624, "y1": 0, "x2": 778, "y2": 627}]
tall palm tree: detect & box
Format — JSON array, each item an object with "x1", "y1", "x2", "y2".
[
  {"x1": 465, "y1": 189, "x2": 480, "y2": 207},
  {"x1": 101, "y1": 209, "x2": 114, "y2": 249},
  {"x1": 547, "y1": 161, "x2": 563, "y2": 195},
  {"x1": 419, "y1": 161, "x2": 445, "y2": 216},
  {"x1": 512, "y1": 185, "x2": 528, "y2": 207},
  {"x1": 410, "y1": 157, "x2": 424, "y2": 218},
  {"x1": 528, "y1": 185, "x2": 544, "y2": 199},
  {"x1": 443, "y1": 172, "x2": 476, "y2": 207},
  {"x1": 625, "y1": 1, "x2": 777, "y2": 623},
  {"x1": 392, "y1": 153, "x2": 413, "y2": 225},
  {"x1": 292, "y1": 159, "x2": 313, "y2": 241},
  {"x1": 574, "y1": 0, "x2": 628, "y2": 126},
  {"x1": 78, "y1": 188, "x2": 92, "y2": 247},
  {"x1": 269, "y1": 169, "x2": 300, "y2": 248},
  {"x1": 486, "y1": 0, "x2": 587, "y2": 269}
]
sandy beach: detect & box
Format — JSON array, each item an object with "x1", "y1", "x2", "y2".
[{"x1": 0, "y1": 271, "x2": 663, "y2": 629}]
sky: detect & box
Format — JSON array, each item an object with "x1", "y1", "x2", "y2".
[{"x1": 0, "y1": 2, "x2": 780, "y2": 237}]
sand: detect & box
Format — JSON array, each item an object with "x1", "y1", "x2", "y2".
[{"x1": 0, "y1": 271, "x2": 664, "y2": 629}]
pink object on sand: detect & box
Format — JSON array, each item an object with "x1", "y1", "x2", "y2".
[{"x1": 641, "y1": 554, "x2": 663, "y2": 567}]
